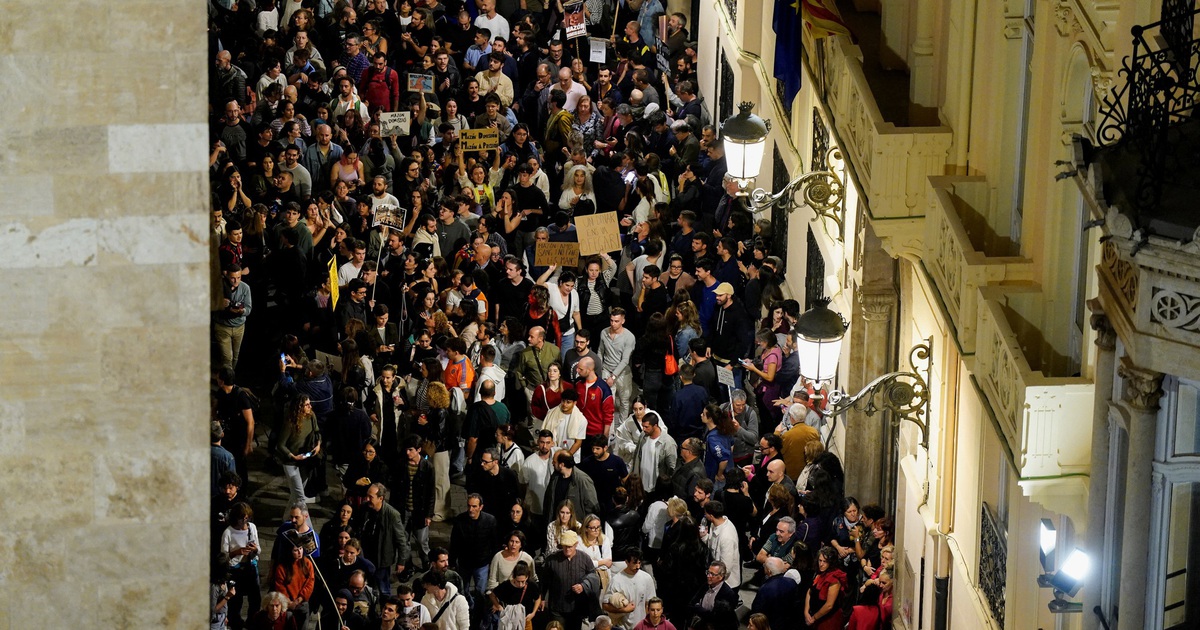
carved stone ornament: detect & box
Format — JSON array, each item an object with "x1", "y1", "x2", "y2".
[
  {"x1": 1091, "y1": 66, "x2": 1115, "y2": 106},
  {"x1": 860, "y1": 292, "x2": 895, "y2": 323},
  {"x1": 1090, "y1": 311, "x2": 1117, "y2": 350},
  {"x1": 1054, "y1": 1, "x2": 1083, "y2": 37},
  {"x1": 1105, "y1": 205, "x2": 1134, "y2": 238},
  {"x1": 1117, "y1": 363, "x2": 1164, "y2": 411}
]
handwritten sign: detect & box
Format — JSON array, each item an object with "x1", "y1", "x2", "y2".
[
  {"x1": 716, "y1": 365, "x2": 735, "y2": 388},
  {"x1": 537, "y1": 241, "x2": 580, "y2": 268},
  {"x1": 378, "y1": 111, "x2": 411, "y2": 137},
  {"x1": 563, "y1": 0, "x2": 587, "y2": 39},
  {"x1": 575, "y1": 212, "x2": 621, "y2": 255},
  {"x1": 460, "y1": 127, "x2": 500, "y2": 152},
  {"x1": 371, "y1": 205, "x2": 409, "y2": 231},
  {"x1": 407, "y1": 73, "x2": 435, "y2": 94},
  {"x1": 589, "y1": 38, "x2": 607, "y2": 63}
]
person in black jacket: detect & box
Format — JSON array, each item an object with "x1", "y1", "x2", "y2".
[
  {"x1": 707, "y1": 282, "x2": 753, "y2": 382},
  {"x1": 393, "y1": 435, "x2": 436, "y2": 571},
  {"x1": 449, "y1": 493, "x2": 500, "y2": 605}
]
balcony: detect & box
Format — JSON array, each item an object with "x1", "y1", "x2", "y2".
[
  {"x1": 975, "y1": 289, "x2": 1094, "y2": 524},
  {"x1": 923, "y1": 176, "x2": 1036, "y2": 354},
  {"x1": 814, "y1": 36, "x2": 952, "y2": 256}
]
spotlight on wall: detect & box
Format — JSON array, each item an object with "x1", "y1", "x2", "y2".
[
  {"x1": 1038, "y1": 518, "x2": 1057, "y2": 573},
  {"x1": 1039, "y1": 547, "x2": 1090, "y2": 614}
]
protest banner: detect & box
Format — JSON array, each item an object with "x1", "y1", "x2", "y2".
[
  {"x1": 460, "y1": 127, "x2": 500, "y2": 152},
  {"x1": 378, "y1": 111, "x2": 411, "y2": 137},
  {"x1": 575, "y1": 212, "x2": 621, "y2": 255},
  {"x1": 407, "y1": 73, "x2": 435, "y2": 94},
  {"x1": 536, "y1": 241, "x2": 581, "y2": 268},
  {"x1": 563, "y1": 0, "x2": 586, "y2": 39},
  {"x1": 371, "y1": 205, "x2": 409, "y2": 231},
  {"x1": 589, "y1": 38, "x2": 607, "y2": 63}
]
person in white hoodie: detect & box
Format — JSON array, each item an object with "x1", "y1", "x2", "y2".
[
  {"x1": 540, "y1": 388, "x2": 588, "y2": 462},
  {"x1": 420, "y1": 571, "x2": 470, "y2": 630}
]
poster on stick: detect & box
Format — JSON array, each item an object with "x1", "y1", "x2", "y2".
[
  {"x1": 589, "y1": 38, "x2": 607, "y2": 63},
  {"x1": 575, "y1": 212, "x2": 621, "y2": 255},
  {"x1": 378, "y1": 111, "x2": 411, "y2": 137},
  {"x1": 407, "y1": 73, "x2": 435, "y2": 94},
  {"x1": 460, "y1": 128, "x2": 500, "y2": 152},
  {"x1": 372, "y1": 205, "x2": 409, "y2": 231},
  {"x1": 536, "y1": 241, "x2": 580, "y2": 268},
  {"x1": 563, "y1": 0, "x2": 587, "y2": 39}
]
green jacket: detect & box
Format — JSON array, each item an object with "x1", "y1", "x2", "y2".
[{"x1": 514, "y1": 342, "x2": 561, "y2": 390}]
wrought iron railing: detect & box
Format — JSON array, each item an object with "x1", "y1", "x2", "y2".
[
  {"x1": 805, "y1": 227, "x2": 825, "y2": 308},
  {"x1": 812, "y1": 107, "x2": 831, "y2": 172},
  {"x1": 979, "y1": 502, "x2": 1008, "y2": 627},
  {"x1": 772, "y1": 145, "x2": 791, "y2": 262},
  {"x1": 719, "y1": 49, "x2": 736, "y2": 125},
  {"x1": 1096, "y1": 3, "x2": 1200, "y2": 216}
]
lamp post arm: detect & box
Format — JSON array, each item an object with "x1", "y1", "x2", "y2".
[
  {"x1": 743, "y1": 148, "x2": 846, "y2": 240},
  {"x1": 822, "y1": 338, "x2": 933, "y2": 450}
]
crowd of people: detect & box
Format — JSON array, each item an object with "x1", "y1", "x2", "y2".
[{"x1": 207, "y1": 0, "x2": 896, "y2": 629}]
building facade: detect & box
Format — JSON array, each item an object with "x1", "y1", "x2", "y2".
[{"x1": 701, "y1": 0, "x2": 1195, "y2": 628}]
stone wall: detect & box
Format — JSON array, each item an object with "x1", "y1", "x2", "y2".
[{"x1": 0, "y1": 1, "x2": 210, "y2": 626}]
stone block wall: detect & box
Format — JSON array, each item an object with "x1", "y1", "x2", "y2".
[{"x1": 0, "y1": 1, "x2": 210, "y2": 626}]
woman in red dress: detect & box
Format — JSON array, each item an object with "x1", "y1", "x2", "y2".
[
  {"x1": 847, "y1": 566, "x2": 894, "y2": 630},
  {"x1": 806, "y1": 545, "x2": 848, "y2": 630}
]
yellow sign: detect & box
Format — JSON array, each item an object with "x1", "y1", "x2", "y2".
[
  {"x1": 536, "y1": 241, "x2": 581, "y2": 268},
  {"x1": 460, "y1": 127, "x2": 500, "y2": 152},
  {"x1": 575, "y1": 212, "x2": 622, "y2": 255}
]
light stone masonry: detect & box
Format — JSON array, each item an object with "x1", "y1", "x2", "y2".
[{"x1": 0, "y1": 0, "x2": 209, "y2": 626}]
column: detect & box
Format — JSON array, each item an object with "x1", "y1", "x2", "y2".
[
  {"x1": 1082, "y1": 305, "x2": 1116, "y2": 630},
  {"x1": 843, "y1": 290, "x2": 898, "y2": 507},
  {"x1": 1115, "y1": 361, "x2": 1163, "y2": 630},
  {"x1": 908, "y1": 0, "x2": 938, "y2": 109}
]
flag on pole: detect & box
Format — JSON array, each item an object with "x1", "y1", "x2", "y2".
[
  {"x1": 801, "y1": 0, "x2": 852, "y2": 39},
  {"x1": 328, "y1": 256, "x2": 339, "y2": 309},
  {"x1": 773, "y1": 0, "x2": 805, "y2": 104}
]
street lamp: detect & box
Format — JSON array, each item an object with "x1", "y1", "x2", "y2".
[
  {"x1": 793, "y1": 300, "x2": 933, "y2": 450},
  {"x1": 720, "y1": 102, "x2": 848, "y2": 238}
]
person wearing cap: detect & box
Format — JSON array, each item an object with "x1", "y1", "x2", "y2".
[
  {"x1": 668, "y1": 120, "x2": 699, "y2": 176},
  {"x1": 542, "y1": 529, "x2": 597, "y2": 628},
  {"x1": 706, "y1": 281, "x2": 753, "y2": 389}
]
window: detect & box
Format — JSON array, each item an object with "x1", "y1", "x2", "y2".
[{"x1": 1163, "y1": 480, "x2": 1199, "y2": 629}]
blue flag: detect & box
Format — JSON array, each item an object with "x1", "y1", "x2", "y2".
[{"x1": 774, "y1": 0, "x2": 803, "y2": 104}]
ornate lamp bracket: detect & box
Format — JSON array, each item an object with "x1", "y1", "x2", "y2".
[
  {"x1": 744, "y1": 148, "x2": 847, "y2": 240},
  {"x1": 823, "y1": 337, "x2": 934, "y2": 450}
]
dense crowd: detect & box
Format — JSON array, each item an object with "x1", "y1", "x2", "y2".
[{"x1": 207, "y1": 1, "x2": 895, "y2": 629}]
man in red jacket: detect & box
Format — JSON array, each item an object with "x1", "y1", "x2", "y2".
[
  {"x1": 358, "y1": 52, "x2": 401, "y2": 112},
  {"x1": 574, "y1": 357, "x2": 615, "y2": 438}
]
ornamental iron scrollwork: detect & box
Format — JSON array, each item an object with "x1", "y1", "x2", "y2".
[
  {"x1": 1095, "y1": 4, "x2": 1200, "y2": 221},
  {"x1": 747, "y1": 148, "x2": 847, "y2": 240},
  {"x1": 979, "y1": 503, "x2": 1008, "y2": 627},
  {"x1": 824, "y1": 338, "x2": 933, "y2": 450}
]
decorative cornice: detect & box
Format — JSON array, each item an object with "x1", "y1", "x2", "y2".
[{"x1": 1054, "y1": 0, "x2": 1083, "y2": 37}]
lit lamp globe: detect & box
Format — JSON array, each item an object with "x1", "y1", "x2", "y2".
[
  {"x1": 721, "y1": 102, "x2": 769, "y2": 182},
  {"x1": 795, "y1": 299, "x2": 846, "y2": 383}
]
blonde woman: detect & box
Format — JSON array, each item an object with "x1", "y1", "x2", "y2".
[{"x1": 577, "y1": 513, "x2": 618, "y2": 584}]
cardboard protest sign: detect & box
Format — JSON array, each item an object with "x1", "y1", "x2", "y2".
[
  {"x1": 537, "y1": 241, "x2": 580, "y2": 268},
  {"x1": 563, "y1": 0, "x2": 587, "y2": 39},
  {"x1": 575, "y1": 212, "x2": 621, "y2": 255},
  {"x1": 378, "y1": 111, "x2": 411, "y2": 137},
  {"x1": 371, "y1": 204, "x2": 409, "y2": 231},
  {"x1": 460, "y1": 127, "x2": 500, "y2": 152},
  {"x1": 408, "y1": 73, "x2": 435, "y2": 94}
]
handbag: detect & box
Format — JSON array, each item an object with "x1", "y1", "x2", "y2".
[{"x1": 664, "y1": 334, "x2": 678, "y2": 376}]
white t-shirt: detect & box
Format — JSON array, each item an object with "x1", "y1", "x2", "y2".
[
  {"x1": 546, "y1": 282, "x2": 580, "y2": 334},
  {"x1": 474, "y1": 13, "x2": 511, "y2": 42},
  {"x1": 521, "y1": 451, "x2": 556, "y2": 515},
  {"x1": 606, "y1": 569, "x2": 657, "y2": 629},
  {"x1": 338, "y1": 260, "x2": 363, "y2": 287}
]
